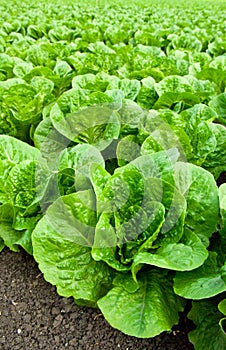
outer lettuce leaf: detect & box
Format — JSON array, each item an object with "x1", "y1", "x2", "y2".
[
  {"x1": 184, "y1": 75, "x2": 215, "y2": 100},
  {"x1": 139, "y1": 110, "x2": 192, "y2": 161},
  {"x1": 119, "y1": 100, "x2": 145, "y2": 137},
  {"x1": 45, "y1": 190, "x2": 97, "y2": 247},
  {"x1": 5, "y1": 161, "x2": 41, "y2": 209},
  {"x1": 136, "y1": 77, "x2": 158, "y2": 110},
  {"x1": 203, "y1": 124, "x2": 226, "y2": 178},
  {"x1": 0, "y1": 203, "x2": 34, "y2": 254},
  {"x1": 196, "y1": 68, "x2": 225, "y2": 94},
  {"x1": 153, "y1": 91, "x2": 200, "y2": 110},
  {"x1": 141, "y1": 127, "x2": 192, "y2": 162},
  {"x1": 154, "y1": 75, "x2": 193, "y2": 96},
  {"x1": 116, "y1": 135, "x2": 141, "y2": 166},
  {"x1": 174, "y1": 252, "x2": 226, "y2": 299},
  {"x1": 174, "y1": 162, "x2": 219, "y2": 246},
  {"x1": 1, "y1": 156, "x2": 49, "y2": 215},
  {"x1": 0, "y1": 134, "x2": 39, "y2": 164},
  {"x1": 0, "y1": 224, "x2": 21, "y2": 252},
  {"x1": 72, "y1": 73, "x2": 108, "y2": 91},
  {"x1": 0, "y1": 136, "x2": 41, "y2": 206},
  {"x1": 209, "y1": 93, "x2": 226, "y2": 125},
  {"x1": 181, "y1": 104, "x2": 217, "y2": 124},
  {"x1": 34, "y1": 117, "x2": 68, "y2": 153},
  {"x1": 153, "y1": 75, "x2": 204, "y2": 109},
  {"x1": 98, "y1": 270, "x2": 184, "y2": 338},
  {"x1": 50, "y1": 99, "x2": 120, "y2": 150},
  {"x1": 32, "y1": 215, "x2": 114, "y2": 307},
  {"x1": 118, "y1": 78, "x2": 140, "y2": 100},
  {"x1": 188, "y1": 298, "x2": 226, "y2": 350},
  {"x1": 181, "y1": 105, "x2": 217, "y2": 166}
]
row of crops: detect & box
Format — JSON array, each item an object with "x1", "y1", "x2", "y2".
[{"x1": 0, "y1": 0, "x2": 225, "y2": 348}]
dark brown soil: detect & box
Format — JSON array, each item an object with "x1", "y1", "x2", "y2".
[
  {"x1": 217, "y1": 171, "x2": 226, "y2": 187},
  {"x1": 0, "y1": 248, "x2": 194, "y2": 350}
]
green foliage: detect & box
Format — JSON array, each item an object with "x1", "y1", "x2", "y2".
[{"x1": 0, "y1": 0, "x2": 225, "y2": 345}]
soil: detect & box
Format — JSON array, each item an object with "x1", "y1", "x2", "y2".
[{"x1": 0, "y1": 249, "x2": 194, "y2": 350}]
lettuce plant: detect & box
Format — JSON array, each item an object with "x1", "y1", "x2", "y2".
[{"x1": 0, "y1": 0, "x2": 225, "y2": 347}]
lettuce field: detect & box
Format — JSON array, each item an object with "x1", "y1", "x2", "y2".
[{"x1": 0, "y1": 0, "x2": 226, "y2": 348}]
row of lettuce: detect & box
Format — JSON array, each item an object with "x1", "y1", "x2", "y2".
[{"x1": 0, "y1": 1, "x2": 226, "y2": 349}]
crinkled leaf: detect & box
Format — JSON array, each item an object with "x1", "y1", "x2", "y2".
[
  {"x1": 118, "y1": 78, "x2": 140, "y2": 100},
  {"x1": 174, "y1": 162, "x2": 219, "y2": 246},
  {"x1": 203, "y1": 124, "x2": 226, "y2": 178},
  {"x1": 0, "y1": 204, "x2": 33, "y2": 253},
  {"x1": 98, "y1": 270, "x2": 184, "y2": 338},
  {"x1": 58, "y1": 144, "x2": 104, "y2": 190},
  {"x1": 188, "y1": 298, "x2": 226, "y2": 350},
  {"x1": 119, "y1": 100, "x2": 144, "y2": 137},
  {"x1": 153, "y1": 91, "x2": 200, "y2": 109},
  {"x1": 132, "y1": 228, "x2": 207, "y2": 279},
  {"x1": 90, "y1": 163, "x2": 111, "y2": 215},
  {"x1": 209, "y1": 93, "x2": 226, "y2": 125},
  {"x1": 116, "y1": 135, "x2": 141, "y2": 166},
  {"x1": 4, "y1": 160, "x2": 48, "y2": 213},
  {"x1": 3, "y1": 83, "x2": 43, "y2": 123},
  {"x1": 174, "y1": 252, "x2": 226, "y2": 299},
  {"x1": 32, "y1": 215, "x2": 113, "y2": 306},
  {"x1": 103, "y1": 164, "x2": 144, "y2": 216},
  {"x1": 154, "y1": 75, "x2": 193, "y2": 96},
  {"x1": 45, "y1": 190, "x2": 97, "y2": 247},
  {"x1": 181, "y1": 105, "x2": 217, "y2": 165},
  {"x1": 51, "y1": 102, "x2": 120, "y2": 150},
  {"x1": 0, "y1": 135, "x2": 39, "y2": 164}
]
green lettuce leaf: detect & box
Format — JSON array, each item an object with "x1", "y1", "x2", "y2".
[
  {"x1": 188, "y1": 298, "x2": 226, "y2": 350},
  {"x1": 98, "y1": 270, "x2": 184, "y2": 338},
  {"x1": 132, "y1": 228, "x2": 207, "y2": 279},
  {"x1": 174, "y1": 162, "x2": 219, "y2": 246},
  {"x1": 50, "y1": 99, "x2": 120, "y2": 150},
  {"x1": 174, "y1": 252, "x2": 226, "y2": 299},
  {"x1": 45, "y1": 190, "x2": 97, "y2": 247},
  {"x1": 0, "y1": 136, "x2": 40, "y2": 206},
  {"x1": 0, "y1": 203, "x2": 34, "y2": 254},
  {"x1": 116, "y1": 135, "x2": 141, "y2": 166},
  {"x1": 32, "y1": 214, "x2": 114, "y2": 307},
  {"x1": 58, "y1": 144, "x2": 104, "y2": 191},
  {"x1": 209, "y1": 93, "x2": 226, "y2": 125},
  {"x1": 203, "y1": 124, "x2": 226, "y2": 178}
]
